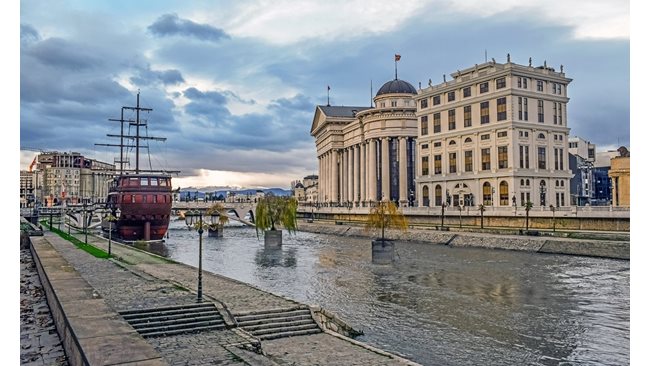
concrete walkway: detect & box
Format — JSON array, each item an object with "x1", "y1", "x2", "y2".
[{"x1": 36, "y1": 229, "x2": 417, "y2": 365}]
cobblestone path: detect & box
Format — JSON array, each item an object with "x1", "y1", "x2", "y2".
[{"x1": 20, "y1": 247, "x2": 68, "y2": 366}]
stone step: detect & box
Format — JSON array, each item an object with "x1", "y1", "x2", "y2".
[
  {"x1": 249, "y1": 323, "x2": 320, "y2": 337},
  {"x1": 257, "y1": 328, "x2": 322, "y2": 341},
  {"x1": 127, "y1": 310, "x2": 221, "y2": 325},
  {"x1": 120, "y1": 305, "x2": 217, "y2": 320},
  {"x1": 233, "y1": 306, "x2": 307, "y2": 317},
  {"x1": 240, "y1": 319, "x2": 315, "y2": 332},
  {"x1": 131, "y1": 314, "x2": 224, "y2": 329},
  {"x1": 136, "y1": 319, "x2": 226, "y2": 336},
  {"x1": 119, "y1": 303, "x2": 215, "y2": 316},
  {"x1": 142, "y1": 324, "x2": 227, "y2": 338},
  {"x1": 236, "y1": 314, "x2": 313, "y2": 327},
  {"x1": 235, "y1": 309, "x2": 311, "y2": 323}
]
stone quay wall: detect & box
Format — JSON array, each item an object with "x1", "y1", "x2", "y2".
[{"x1": 298, "y1": 222, "x2": 629, "y2": 260}]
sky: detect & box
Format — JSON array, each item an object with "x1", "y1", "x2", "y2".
[{"x1": 18, "y1": 0, "x2": 631, "y2": 189}]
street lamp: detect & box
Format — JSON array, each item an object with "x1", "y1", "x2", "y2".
[{"x1": 185, "y1": 210, "x2": 220, "y2": 302}]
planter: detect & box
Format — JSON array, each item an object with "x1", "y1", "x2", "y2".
[
  {"x1": 371, "y1": 239, "x2": 395, "y2": 264},
  {"x1": 264, "y1": 230, "x2": 282, "y2": 248},
  {"x1": 208, "y1": 226, "x2": 223, "y2": 238}
]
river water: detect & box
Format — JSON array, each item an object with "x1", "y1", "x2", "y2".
[{"x1": 154, "y1": 220, "x2": 629, "y2": 366}]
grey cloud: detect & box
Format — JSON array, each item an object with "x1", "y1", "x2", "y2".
[
  {"x1": 130, "y1": 66, "x2": 185, "y2": 86},
  {"x1": 26, "y1": 37, "x2": 102, "y2": 70},
  {"x1": 148, "y1": 13, "x2": 229, "y2": 43},
  {"x1": 21, "y1": 24, "x2": 40, "y2": 44}
]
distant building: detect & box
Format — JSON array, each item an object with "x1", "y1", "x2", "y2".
[
  {"x1": 568, "y1": 136, "x2": 596, "y2": 205},
  {"x1": 29, "y1": 151, "x2": 114, "y2": 206},
  {"x1": 291, "y1": 175, "x2": 319, "y2": 203},
  {"x1": 609, "y1": 147, "x2": 630, "y2": 207},
  {"x1": 20, "y1": 170, "x2": 35, "y2": 208}
]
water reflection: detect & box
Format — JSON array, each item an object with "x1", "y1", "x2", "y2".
[{"x1": 154, "y1": 226, "x2": 629, "y2": 366}]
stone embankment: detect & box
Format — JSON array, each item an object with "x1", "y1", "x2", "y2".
[
  {"x1": 299, "y1": 222, "x2": 629, "y2": 260},
  {"x1": 25, "y1": 228, "x2": 421, "y2": 365}
]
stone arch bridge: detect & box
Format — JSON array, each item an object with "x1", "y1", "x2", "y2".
[{"x1": 171, "y1": 202, "x2": 256, "y2": 226}]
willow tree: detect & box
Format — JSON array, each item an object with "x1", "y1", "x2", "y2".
[
  {"x1": 365, "y1": 200, "x2": 408, "y2": 242},
  {"x1": 255, "y1": 195, "x2": 298, "y2": 237}
]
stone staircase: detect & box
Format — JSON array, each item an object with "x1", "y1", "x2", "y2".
[
  {"x1": 234, "y1": 307, "x2": 321, "y2": 341},
  {"x1": 119, "y1": 302, "x2": 226, "y2": 338}
]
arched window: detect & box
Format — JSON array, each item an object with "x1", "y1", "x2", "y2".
[
  {"x1": 560, "y1": 180, "x2": 565, "y2": 187},
  {"x1": 449, "y1": 140, "x2": 456, "y2": 145},
  {"x1": 464, "y1": 137, "x2": 473, "y2": 143},
  {"x1": 540, "y1": 180, "x2": 547, "y2": 206},
  {"x1": 526, "y1": 179, "x2": 530, "y2": 186},
  {"x1": 483, "y1": 182, "x2": 492, "y2": 205},
  {"x1": 499, "y1": 181, "x2": 509, "y2": 205},
  {"x1": 555, "y1": 180, "x2": 559, "y2": 187},
  {"x1": 538, "y1": 133, "x2": 545, "y2": 139},
  {"x1": 435, "y1": 185, "x2": 442, "y2": 206},
  {"x1": 520, "y1": 179, "x2": 525, "y2": 186},
  {"x1": 422, "y1": 185, "x2": 430, "y2": 207}
]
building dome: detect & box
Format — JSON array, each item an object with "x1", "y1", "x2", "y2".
[{"x1": 376, "y1": 79, "x2": 417, "y2": 96}]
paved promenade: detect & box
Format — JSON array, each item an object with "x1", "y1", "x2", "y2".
[{"x1": 32, "y1": 229, "x2": 416, "y2": 365}]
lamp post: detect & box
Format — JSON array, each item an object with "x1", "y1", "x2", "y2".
[
  {"x1": 550, "y1": 204, "x2": 556, "y2": 232},
  {"x1": 106, "y1": 208, "x2": 120, "y2": 258},
  {"x1": 185, "y1": 210, "x2": 220, "y2": 302},
  {"x1": 83, "y1": 202, "x2": 88, "y2": 244}
]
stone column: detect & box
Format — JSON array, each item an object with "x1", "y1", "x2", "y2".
[
  {"x1": 347, "y1": 147, "x2": 353, "y2": 203},
  {"x1": 331, "y1": 150, "x2": 339, "y2": 204},
  {"x1": 381, "y1": 137, "x2": 390, "y2": 201},
  {"x1": 359, "y1": 142, "x2": 366, "y2": 203},
  {"x1": 399, "y1": 137, "x2": 408, "y2": 207},
  {"x1": 369, "y1": 139, "x2": 377, "y2": 203},
  {"x1": 342, "y1": 149, "x2": 347, "y2": 203},
  {"x1": 318, "y1": 155, "x2": 323, "y2": 202}
]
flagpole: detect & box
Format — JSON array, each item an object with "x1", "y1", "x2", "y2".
[
  {"x1": 327, "y1": 86, "x2": 330, "y2": 106},
  {"x1": 395, "y1": 58, "x2": 398, "y2": 80}
]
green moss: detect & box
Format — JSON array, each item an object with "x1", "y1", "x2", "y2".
[{"x1": 49, "y1": 226, "x2": 109, "y2": 259}]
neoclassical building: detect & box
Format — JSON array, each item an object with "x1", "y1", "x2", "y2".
[
  {"x1": 415, "y1": 59, "x2": 573, "y2": 208},
  {"x1": 311, "y1": 79, "x2": 418, "y2": 206}
]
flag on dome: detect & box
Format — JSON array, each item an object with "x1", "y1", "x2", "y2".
[{"x1": 395, "y1": 54, "x2": 401, "y2": 61}]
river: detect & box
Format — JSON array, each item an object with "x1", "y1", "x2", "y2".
[{"x1": 153, "y1": 219, "x2": 629, "y2": 366}]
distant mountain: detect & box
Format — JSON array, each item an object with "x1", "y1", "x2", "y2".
[{"x1": 178, "y1": 187, "x2": 291, "y2": 200}]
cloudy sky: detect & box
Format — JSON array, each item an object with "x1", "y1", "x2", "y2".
[{"x1": 18, "y1": 0, "x2": 630, "y2": 189}]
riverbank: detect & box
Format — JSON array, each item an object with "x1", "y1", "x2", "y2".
[
  {"x1": 298, "y1": 221, "x2": 629, "y2": 260},
  {"x1": 26, "y1": 228, "x2": 420, "y2": 365}
]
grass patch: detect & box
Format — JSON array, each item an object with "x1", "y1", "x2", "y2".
[{"x1": 47, "y1": 223, "x2": 110, "y2": 259}]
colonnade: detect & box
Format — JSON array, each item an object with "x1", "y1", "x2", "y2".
[{"x1": 318, "y1": 137, "x2": 413, "y2": 206}]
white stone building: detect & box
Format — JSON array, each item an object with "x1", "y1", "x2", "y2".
[{"x1": 415, "y1": 59, "x2": 572, "y2": 208}]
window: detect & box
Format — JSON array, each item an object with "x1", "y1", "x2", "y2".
[
  {"x1": 433, "y1": 95, "x2": 441, "y2": 105},
  {"x1": 555, "y1": 148, "x2": 564, "y2": 170},
  {"x1": 537, "y1": 100, "x2": 544, "y2": 122},
  {"x1": 538, "y1": 147, "x2": 546, "y2": 169},
  {"x1": 464, "y1": 137, "x2": 473, "y2": 143},
  {"x1": 463, "y1": 86, "x2": 471, "y2": 98},
  {"x1": 553, "y1": 103, "x2": 558, "y2": 124},
  {"x1": 497, "y1": 97, "x2": 507, "y2": 121},
  {"x1": 421, "y1": 143, "x2": 429, "y2": 149},
  {"x1": 481, "y1": 134, "x2": 490, "y2": 140},
  {"x1": 497, "y1": 131, "x2": 507, "y2": 138},
  {"x1": 464, "y1": 150, "x2": 473, "y2": 172},
  {"x1": 421, "y1": 156, "x2": 429, "y2": 175},
  {"x1": 523, "y1": 78, "x2": 528, "y2": 89},
  {"x1": 150, "y1": 178, "x2": 158, "y2": 186},
  {"x1": 538, "y1": 133, "x2": 545, "y2": 139},
  {"x1": 496, "y1": 77, "x2": 506, "y2": 89},
  {"x1": 448, "y1": 109, "x2": 456, "y2": 130},
  {"x1": 498, "y1": 146, "x2": 508, "y2": 168},
  {"x1": 463, "y1": 105, "x2": 472, "y2": 127},
  {"x1": 420, "y1": 116, "x2": 428, "y2": 135},
  {"x1": 557, "y1": 103, "x2": 563, "y2": 125},
  {"x1": 420, "y1": 99, "x2": 428, "y2": 109},
  {"x1": 480, "y1": 101, "x2": 490, "y2": 124},
  {"x1": 434, "y1": 155, "x2": 442, "y2": 174},
  {"x1": 380, "y1": 102, "x2": 385, "y2": 108},
  {"x1": 480, "y1": 82, "x2": 489, "y2": 93},
  {"x1": 423, "y1": 185, "x2": 430, "y2": 207},
  {"x1": 391, "y1": 100, "x2": 397, "y2": 107},
  {"x1": 140, "y1": 177, "x2": 148, "y2": 186},
  {"x1": 481, "y1": 148, "x2": 491, "y2": 170},
  {"x1": 553, "y1": 83, "x2": 557, "y2": 94},
  {"x1": 433, "y1": 113, "x2": 441, "y2": 133},
  {"x1": 519, "y1": 145, "x2": 530, "y2": 168},
  {"x1": 448, "y1": 91, "x2": 455, "y2": 102},
  {"x1": 433, "y1": 142, "x2": 442, "y2": 147},
  {"x1": 499, "y1": 181, "x2": 509, "y2": 205},
  {"x1": 449, "y1": 153, "x2": 457, "y2": 173},
  {"x1": 449, "y1": 140, "x2": 456, "y2": 146},
  {"x1": 537, "y1": 80, "x2": 544, "y2": 92},
  {"x1": 517, "y1": 77, "x2": 523, "y2": 88},
  {"x1": 435, "y1": 185, "x2": 442, "y2": 206},
  {"x1": 483, "y1": 182, "x2": 492, "y2": 205}
]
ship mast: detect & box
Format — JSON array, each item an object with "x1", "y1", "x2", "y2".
[{"x1": 96, "y1": 91, "x2": 179, "y2": 175}]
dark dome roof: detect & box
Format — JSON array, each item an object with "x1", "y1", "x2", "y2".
[{"x1": 376, "y1": 79, "x2": 417, "y2": 96}]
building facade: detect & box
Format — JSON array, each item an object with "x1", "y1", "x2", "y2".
[
  {"x1": 311, "y1": 79, "x2": 418, "y2": 207},
  {"x1": 31, "y1": 151, "x2": 115, "y2": 206},
  {"x1": 414, "y1": 59, "x2": 572, "y2": 208},
  {"x1": 609, "y1": 147, "x2": 630, "y2": 207}
]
